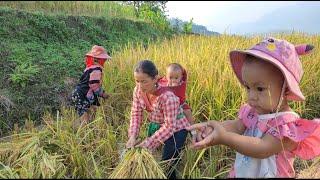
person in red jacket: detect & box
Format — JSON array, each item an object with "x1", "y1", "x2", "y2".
[
  {"x1": 158, "y1": 63, "x2": 194, "y2": 125},
  {"x1": 71, "y1": 45, "x2": 111, "y2": 128}
]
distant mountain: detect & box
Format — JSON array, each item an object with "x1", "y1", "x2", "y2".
[
  {"x1": 230, "y1": 2, "x2": 320, "y2": 35},
  {"x1": 169, "y1": 18, "x2": 220, "y2": 36}
]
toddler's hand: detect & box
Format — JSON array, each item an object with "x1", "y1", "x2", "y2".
[
  {"x1": 200, "y1": 125, "x2": 214, "y2": 140},
  {"x1": 186, "y1": 120, "x2": 225, "y2": 149},
  {"x1": 193, "y1": 125, "x2": 214, "y2": 143},
  {"x1": 188, "y1": 122, "x2": 213, "y2": 144}
]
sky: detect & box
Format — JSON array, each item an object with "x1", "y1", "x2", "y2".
[{"x1": 165, "y1": 1, "x2": 301, "y2": 33}]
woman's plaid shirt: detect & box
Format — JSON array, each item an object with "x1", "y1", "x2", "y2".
[{"x1": 128, "y1": 86, "x2": 190, "y2": 150}]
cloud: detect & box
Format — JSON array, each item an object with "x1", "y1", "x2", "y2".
[{"x1": 166, "y1": 1, "x2": 301, "y2": 33}]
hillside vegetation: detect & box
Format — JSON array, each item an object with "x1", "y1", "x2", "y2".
[{"x1": 0, "y1": 7, "x2": 172, "y2": 135}]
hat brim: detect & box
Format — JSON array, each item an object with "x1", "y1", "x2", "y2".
[
  {"x1": 86, "y1": 53, "x2": 111, "y2": 59},
  {"x1": 229, "y1": 49, "x2": 305, "y2": 101}
]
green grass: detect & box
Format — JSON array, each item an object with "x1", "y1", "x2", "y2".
[{"x1": 0, "y1": 1, "x2": 138, "y2": 20}]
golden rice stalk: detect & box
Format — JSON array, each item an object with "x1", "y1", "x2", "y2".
[
  {"x1": 109, "y1": 148, "x2": 166, "y2": 179},
  {"x1": 297, "y1": 158, "x2": 320, "y2": 178},
  {"x1": 0, "y1": 162, "x2": 19, "y2": 178}
]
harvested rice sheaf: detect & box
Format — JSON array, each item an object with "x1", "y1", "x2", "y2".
[
  {"x1": 109, "y1": 148, "x2": 166, "y2": 179},
  {"x1": 297, "y1": 159, "x2": 320, "y2": 178}
]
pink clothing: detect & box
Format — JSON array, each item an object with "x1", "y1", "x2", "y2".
[
  {"x1": 128, "y1": 86, "x2": 190, "y2": 150},
  {"x1": 229, "y1": 104, "x2": 320, "y2": 178},
  {"x1": 85, "y1": 64, "x2": 104, "y2": 99}
]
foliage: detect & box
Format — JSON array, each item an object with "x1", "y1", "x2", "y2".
[
  {"x1": 122, "y1": 1, "x2": 167, "y2": 18},
  {"x1": 122, "y1": 1, "x2": 172, "y2": 33},
  {"x1": 0, "y1": 1, "x2": 137, "y2": 20},
  {"x1": 9, "y1": 63, "x2": 39, "y2": 88},
  {"x1": 183, "y1": 18, "x2": 193, "y2": 34},
  {"x1": 0, "y1": 7, "x2": 172, "y2": 135}
]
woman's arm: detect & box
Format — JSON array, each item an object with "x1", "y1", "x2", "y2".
[{"x1": 128, "y1": 87, "x2": 143, "y2": 139}]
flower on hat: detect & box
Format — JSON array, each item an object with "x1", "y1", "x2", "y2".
[{"x1": 267, "y1": 43, "x2": 276, "y2": 51}]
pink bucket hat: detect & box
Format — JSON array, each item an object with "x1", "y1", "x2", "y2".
[
  {"x1": 229, "y1": 37, "x2": 314, "y2": 101},
  {"x1": 86, "y1": 45, "x2": 111, "y2": 59}
]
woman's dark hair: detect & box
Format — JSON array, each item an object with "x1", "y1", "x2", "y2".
[{"x1": 134, "y1": 60, "x2": 158, "y2": 79}]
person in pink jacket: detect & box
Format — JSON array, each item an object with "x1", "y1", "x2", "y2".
[{"x1": 187, "y1": 37, "x2": 320, "y2": 178}]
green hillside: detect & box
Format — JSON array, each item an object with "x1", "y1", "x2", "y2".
[
  {"x1": 0, "y1": 1, "x2": 138, "y2": 20},
  {"x1": 0, "y1": 7, "x2": 172, "y2": 135}
]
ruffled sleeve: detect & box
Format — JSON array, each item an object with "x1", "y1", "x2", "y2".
[
  {"x1": 238, "y1": 104, "x2": 258, "y2": 129},
  {"x1": 266, "y1": 117, "x2": 320, "y2": 160}
]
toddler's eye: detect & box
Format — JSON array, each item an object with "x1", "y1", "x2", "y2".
[
  {"x1": 244, "y1": 85, "x2": 250, "y2": 90},
  {"x1": 257, "y1": 87, "x2": 265, "y2": 92}
]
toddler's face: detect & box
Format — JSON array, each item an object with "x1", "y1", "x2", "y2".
[
  {"x1": 241, "y1": 58, "x2": 284, "y2": 114},
  {"x1": 166, "y1": 67, "x2": 183, "y2": 87}
]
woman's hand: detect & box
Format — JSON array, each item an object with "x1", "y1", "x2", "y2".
[
  {"x1": 186, "y1": 120, "x2": 226, "y2": 149},
  {"x1": 102, "y1": 92, "x2": 110, "y2": 99},
  {"x1": 126, "y1": 136, "x2": 137, "y2": 148}
]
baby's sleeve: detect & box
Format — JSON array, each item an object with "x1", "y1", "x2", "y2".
[{"x1": 266, "y1": 118, "x2": 320, "y2": 160}]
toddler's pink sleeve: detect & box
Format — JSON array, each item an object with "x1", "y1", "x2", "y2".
[
  {"x1": 266, "y1": 118, "x2": 320, "y2": 160},
  {"x1": 238, "y1": 104, "x2": 255, "y2": 128}
]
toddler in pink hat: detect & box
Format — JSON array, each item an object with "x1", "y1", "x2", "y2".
[{"x1": 187, "y1": 37, "x2": 320, "y2": 178}]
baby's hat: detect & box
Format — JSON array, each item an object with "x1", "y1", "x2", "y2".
[{"x1": 229, "y1": 37, "x2": 314, "y2": 101}]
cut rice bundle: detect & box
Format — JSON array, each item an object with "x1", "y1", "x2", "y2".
[{"x1": 109, "y1": 148, "x2": 166, "y2": 179}]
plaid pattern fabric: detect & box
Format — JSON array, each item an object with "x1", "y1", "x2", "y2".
[{"x1": 128, "y1": 86, "x2": 190, "y2": 150}]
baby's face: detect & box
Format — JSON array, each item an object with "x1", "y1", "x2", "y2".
[
  {"x1": 166, "y1": 67, "x2": 183, "y2": 87},
  {"x1": 241, "y1": 58, "x2": 284, "y2": 114}
]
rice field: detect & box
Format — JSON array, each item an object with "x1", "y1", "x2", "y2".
[{"x1": 1, "y1": 33, "x2": 320, "y2": 178}]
